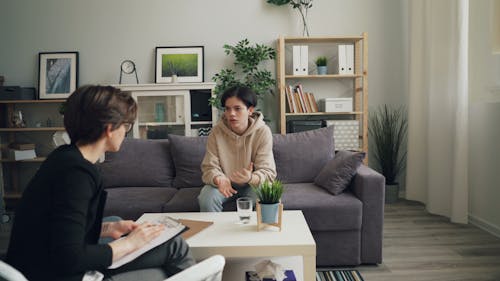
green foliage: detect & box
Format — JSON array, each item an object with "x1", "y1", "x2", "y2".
[
  {"x1": 267, "y1": 0, "x2": 313, "y2": 36},
  {"x1": 211, "y1": 39, "x2": 276, "y2": 109},
  {"x1": 58, "y1": 102, "x2": 66, "y2": 115},
  {"x1": 315, "y1": 56, "x2": 327, "y2": 66},
  {"x1": 369, "y1": 105, "x2": 408, "y2": 185},
  {"x1": 255, "y1": 180, "x2": 284, "y2": 204}
]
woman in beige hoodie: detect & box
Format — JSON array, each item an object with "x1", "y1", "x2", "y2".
[{"x1": 198, "y1": 86, "x2": 277, "y2": 212}]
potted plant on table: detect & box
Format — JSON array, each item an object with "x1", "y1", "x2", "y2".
[
  {"x1": 255, "y1": 180, "x2": 284, "y2": 226},
  {"x1": 315, "y1": 56, "x2": 328, "y2": 75},
  {"x1": 369, "y1": 105, "x2": 408, "y2": 204}
]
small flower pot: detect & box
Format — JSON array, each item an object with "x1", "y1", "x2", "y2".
[
  {"x1": 317, "y1": 66, "x2": 328, "y2": 75},
  {"x1": 256, "y1": 202, "x2": 283, "y2": 231}
]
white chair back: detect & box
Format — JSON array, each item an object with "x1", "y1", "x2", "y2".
[{"x1": 0, "y1": 260, "x2": 29, "y2": 281}]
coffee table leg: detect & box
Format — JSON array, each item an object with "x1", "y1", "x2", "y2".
[{"x1": 303, "y1": 254, "x2": 316, "y2": 281}]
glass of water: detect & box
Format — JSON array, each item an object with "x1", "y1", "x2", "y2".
[{"x1": 236, "y1": 197, "x2": 253, "y2": 224}]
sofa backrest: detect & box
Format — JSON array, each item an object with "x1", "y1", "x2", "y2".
[
  {"x1": 99, "y1": 138, "x2": 175, "y2": 188},
  {"x1": 273, "y1": 126, "x2": 334, "y2": 183},
  {"x1": 99, "y1": 126, "x2": 335, "y2": 188}
]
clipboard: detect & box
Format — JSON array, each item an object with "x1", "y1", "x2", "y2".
[{"x1": 178, "y1": 219, "x2": 214, "y2": 239}]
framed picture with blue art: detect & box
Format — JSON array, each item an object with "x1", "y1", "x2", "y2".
[
  {"x1": 155, "y1": 46, "x2": 204, "y2": 83},
  {"x1": 38, "y1": 52, "x2": 79, "y2": 99}
]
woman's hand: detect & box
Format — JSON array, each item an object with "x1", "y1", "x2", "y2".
[
  {"x1": 101, "y1": 220, "x2": 138, "y2": 239},
  {"x1": 108, "y1": 222, "x2": 165, "y2": 262},
  {"x1": 230, "y1": 162, "x2": 253, "y2": 185},
  {"x1": 215, "y1": 176, "x2": 237, "y2": 198}
]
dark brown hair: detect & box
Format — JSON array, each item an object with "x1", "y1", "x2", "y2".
[
  {"x1": 221, "y1": 85, "x2": 257, "y2": 109},
  {"x1": 64, "y1": 85, "x2": 137, "y2": 145}
]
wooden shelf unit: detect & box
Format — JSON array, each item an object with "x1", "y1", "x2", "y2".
[
  {"x1": 0, "y1": 99, "x2": 65, "y2": 208},
  {"x1": 276, "y1": 33, "x2": 368, "y2": 156}
]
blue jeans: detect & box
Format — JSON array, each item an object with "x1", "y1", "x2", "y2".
[{"x1": 198, "y1": 184, "x2": 258, "y2": 212}]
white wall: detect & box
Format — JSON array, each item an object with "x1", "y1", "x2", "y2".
[
  {"x1": 468, "y1": 0, "x2": 500, "y2": 236},
  {"x1": 0, "y1": 0, "x2": 406, "y2": 131}
]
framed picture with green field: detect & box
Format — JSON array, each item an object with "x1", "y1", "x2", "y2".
[{"x1": 155, "y1": 46, "x2": 204, "y2": 83}]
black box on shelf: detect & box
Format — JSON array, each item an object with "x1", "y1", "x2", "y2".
[
  {"x1": 0, "y1": 86, "x2": 36, "y2": 100},
  {"x1": 287, "y1": 120, "x2": 326, "y2": 133},
  {"x1": 190, "y1": 90, "x2": 212, "y2": 122}
]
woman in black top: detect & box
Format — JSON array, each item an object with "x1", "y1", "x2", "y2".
[{"x1": 6, "y1": 85, "x2": 195, "y2": 281}]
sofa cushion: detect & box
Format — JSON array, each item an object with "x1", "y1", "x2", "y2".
[
  {"x1": 168, "y1": 135, "x2": 208, "y2": 188},
  {"x1": 282, "y1": 182, "x2": 362, "y2": 231},
  {"x1": 103, "y1": 187, "x2": 178, "y2": 220},
  {"x1": 99, "y1": 138, "x2": 175, "y2": 188},
  {"x1": 273, "y1": 126, "x2": 335, "y2": 183},
  {"x1": 162, "y1": 187, "x2": 201, "y2": 212},
  {"x1": 314, "y1": 150, "x2": 366, "y2": 195}
]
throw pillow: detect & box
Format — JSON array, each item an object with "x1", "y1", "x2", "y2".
[
  {"x1": 168, "y1": 134, "x2": 208, "y2": 188},
  {"x1": 314, "y1": 150, "x2": 366, "y2": 195},
  {"x1": 99, "y1": 138, "x2": 175, "y2": 188},
  {"x1": 273, "y1": 126, "x2": 334, "y2": 183}
]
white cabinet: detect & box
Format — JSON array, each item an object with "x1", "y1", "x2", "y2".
[{"x1": 114, "y1": 83, "x2": 216, "y2": 139}]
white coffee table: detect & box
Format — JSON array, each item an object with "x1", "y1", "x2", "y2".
[{"x1": 138, "y1": 210, "x2": 316, "y2": 281}]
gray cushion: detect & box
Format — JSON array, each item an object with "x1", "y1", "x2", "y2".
[
  {"x1": 99, "y1": 138, "x2": 175, "y2": 188},
  {"x1": 103, "y1": 187, "x2": 178, "y2": 220},
  {"x1": 168, "y1": 135, "x2": 208, "y2": 188},
  {"x1": 273, "y1": 126, "x2": 335, "y2": 183},
  {"x1": 314, "y1": 150, "x2": 366, "y2": 195}
]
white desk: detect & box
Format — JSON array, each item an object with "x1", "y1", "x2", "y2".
[{"x1": 138, "y1": 211, "x2": 316, "y2": 281}]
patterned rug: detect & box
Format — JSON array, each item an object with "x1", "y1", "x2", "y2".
[{"x1": 316, "y1": 270, "x2": 364, "y2": 281}]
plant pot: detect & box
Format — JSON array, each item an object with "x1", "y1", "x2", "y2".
[
  {"x1": 259, "y1": 202, "x2": 280, "y2": 224},
  {"x1": 317, "y1": 66, "x2": 327, "y2": 75},
  {"x1": 385, "y1": 183, "x2": 399, "y2": 204}
]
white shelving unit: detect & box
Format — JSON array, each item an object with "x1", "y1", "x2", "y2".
[{"x1": 114, "y1": 83, "x2": 217, "y2": 139}]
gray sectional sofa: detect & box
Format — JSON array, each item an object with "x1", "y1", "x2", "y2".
[{"x1": 99, "y1": 126, "x2": 385, "y2": 266}]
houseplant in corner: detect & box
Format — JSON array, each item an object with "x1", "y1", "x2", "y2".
[
  {"x1": 211, "y1": 39, "x2": 276, "y2": 110},
  {"x1": 255, "y1": 180, "x2": 284, "y2": 227},
  {"x1": 369, "y1": 105, "x2": 408, "y2": 203},
  {"x1": 315, "y1": 56, "x2": 327, "y2": 75}
]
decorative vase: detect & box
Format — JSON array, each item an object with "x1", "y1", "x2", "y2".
[
  {"x1": 317, "y1": 66, "x2": 327, "y2": 75},
  {"x1": 155, "y1": 103, "x2": 165, "y2": 122},
  {"x1": 171, "y1": 74, "x2": 178, "y2": 83},
  {"x1": 385, "y1": 183, "x2": 399, "y2": 204}
]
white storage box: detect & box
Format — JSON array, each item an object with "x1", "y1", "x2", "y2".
[
  {"x1": 326, "y1": 120, "x2": 359, "y2": 150},
  {"x1": 319, "y1": 98, "x2": 353, "y2": 112}
]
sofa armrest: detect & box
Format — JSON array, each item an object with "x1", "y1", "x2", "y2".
[{"x1": 351, "y1": 164, "x2": 385, "y2": 264}]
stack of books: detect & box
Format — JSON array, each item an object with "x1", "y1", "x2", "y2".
[
  {"x1": 7, "y1": 143, "x2": 36, "y2": 161},
  {"x1": 285, "y1": 84, "x2": 319, "y2": 113}
]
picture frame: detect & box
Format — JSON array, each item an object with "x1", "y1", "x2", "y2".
[
  {"x1": 155, "y1": 46, "x2": 204, "y2": 83},
  {"x1": 38, "y1": 52, "x2": 78, "y2": 99}
]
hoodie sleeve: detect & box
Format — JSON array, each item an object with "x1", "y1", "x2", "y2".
[
  {"x1": 248, "y1": 126, "x2": 277, "y2": 186},
  {"x1": 201, "y1": 130, "x2": 225, "y2": 185}
]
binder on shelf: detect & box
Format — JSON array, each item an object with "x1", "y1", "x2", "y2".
[
  {"x1": 338, "y1": 44, "x2": 347, "y2": 74},
  {"x1": 346, "y1": 44, "x2": 354, "y2": 74},
  {"x1": 292, "y1": 45, "x2": 302, "y2": 75},
  {"x1": 292, "y1": 45, "x2": 308, "y2": 75},
  {"x1": 300, "y1": 45, "x2": 308, "y2": 75}
]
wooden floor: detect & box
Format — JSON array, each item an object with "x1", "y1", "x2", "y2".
[
  {"x1": 346, "y1": 200, "x2": 500, "y2": 281},
  {"x1": 2, "y1": 200, "x2": 500, "y2": 280}
]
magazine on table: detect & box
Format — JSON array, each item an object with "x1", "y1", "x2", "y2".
[{"x1": 108, "y1": 216, "x2": 188, "y2": 269}]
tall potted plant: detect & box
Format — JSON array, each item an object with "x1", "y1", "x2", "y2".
[
  {"x1": 369, "y1": 105, "x2": 408, "y2": 203},
  {"x1": 211, "y1": 39, "x2": 276, "y2": 110},
  {"x1": 255, "y1": 180, "x2": 284, "y2": 224}
]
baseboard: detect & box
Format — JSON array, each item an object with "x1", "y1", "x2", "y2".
[{"x1": 468, "y1": 213, "x2": 500, "y2": 238}]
